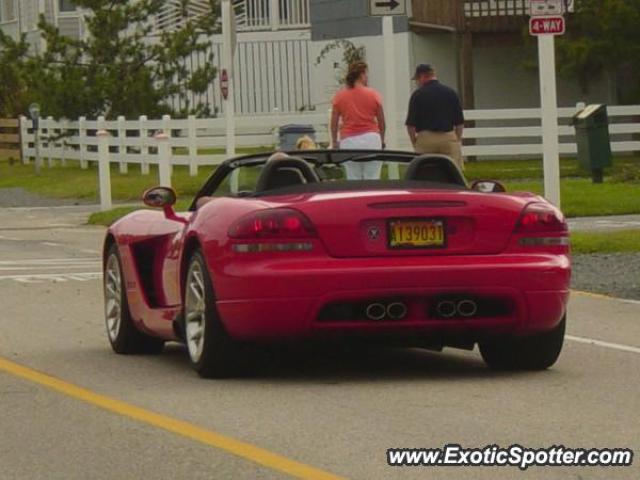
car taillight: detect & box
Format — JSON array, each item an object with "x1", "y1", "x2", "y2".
[
  {"x1": 228, "y1": 208, "x2": 316, "y2": 239},
  {"x1": 515, "y1": 203, "x2": 568, "y2": 234}
]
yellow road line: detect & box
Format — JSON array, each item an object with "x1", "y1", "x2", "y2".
[
  {"x1": 571, "y1": 290, "x2": 615, "y2": 300},
  {"x1": 572, "y1": 290, "x2": 640, "y2": 304},
  {"x1": 0, "y1": 356, "x2": 344, "y2": 480}
]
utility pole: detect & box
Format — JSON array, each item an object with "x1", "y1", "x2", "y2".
[{"x1": 29, "y1": 103, "x2": 41, "y2": 177}]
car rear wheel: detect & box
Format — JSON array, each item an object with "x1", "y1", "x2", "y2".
[
  {"x1": 479, "y1": 316, "x2": 566, "y2": 371},
  {"x1": 184, "y1": 250, "x2": 243, "y2": 378},
  {"x1": 104, "y1": 244, "x2": 164, "y2": 354}
]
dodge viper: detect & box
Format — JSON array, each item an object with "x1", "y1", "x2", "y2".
[{"x1": 103, "y1": 150, "x2": 571, "y2": 377}]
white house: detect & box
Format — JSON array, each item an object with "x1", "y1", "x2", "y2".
[
  {"x1": 309, "y1": 0, "x2": 618, "y2": 111},
  {"x1": 1, "y1": 0, "x2": 620, "y2": 118},
  {"x1": 0, "y1": 0, "x2": 315, "y2": 115}
]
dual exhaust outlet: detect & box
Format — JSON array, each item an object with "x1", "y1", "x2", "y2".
[
  {"x1": 365, "y1": 302, "x2": 407, "y2": 321},
  {"x1": 364, "y1": 298, "x2": 479, "y2": 321},
  {"x1": 435, "y1": 299, "x2": 478, "y2": 318}
]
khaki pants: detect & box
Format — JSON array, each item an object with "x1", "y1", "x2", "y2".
[{"x1": 415, "y1": 131, "x2": 463, "y2": 170}]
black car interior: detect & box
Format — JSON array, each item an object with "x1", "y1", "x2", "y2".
[
  {"x1": 255, "y1": 156, "x2": 320, "y2": 192},
  {"x1": 403, "y1": 154, "x2": 467, "y2": 187},
  {"x1": 191, "y1": 151, "x2": 469, "y2": 209}
]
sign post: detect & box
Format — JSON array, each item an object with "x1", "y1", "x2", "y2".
[
  {"x1": 28, "y1": 103, "x2": 41, "y2": 177},
  {"x1": 221, "y1": 0, "x2": 237, "y2": 159},
  {"x1": 529, "y1": 0, "x2": 565, "y2": 208},
  {"x1": 382, "y1": 17, "x2": 398, "y2": 150},
  {"x1": 382, "y1": 16, "x2": 400, "y2": 178},
  {"x1": 370, "y1": 1, "x2": 405, "y2": 178}
]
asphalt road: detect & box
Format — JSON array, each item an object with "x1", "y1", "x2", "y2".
[
  {"x1": 0, "y1": 206, "x2": 638, "y2": 480},
  {"x1": 568, "y1": 214, "x2": 640, "y2": 232}
]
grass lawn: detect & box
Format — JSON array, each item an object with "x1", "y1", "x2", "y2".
[
  {"x1": 0, "y1": 161, "x2": 215, "y2": 202},
  {"x1": 2, "y1": 154, "x2": 639, "y2": 223},
  {"x1": 571, "y1": 230, "x2": 640, "y2": 254},
  {"x1": 0, "y1": 146, "x2": 269, "y2": 202},
  {"x1": 506, "y1": 179, "x2": 640, "y2": 217},
  {"x1": 87, "y1": 200, "x2": 192, "y2": 226},
  {"x1": 465, "y1": 156, "x2": 640, "y2": 181},
  {"x1": 3, "y1": 155, "x2": 639, "y2": 201}
]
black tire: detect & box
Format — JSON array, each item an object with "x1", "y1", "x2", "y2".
[
  {"x1": 479, "y1": 316, "x2": 566, "y2": 371},
  {"x1": 104, "y1": 244, "x2": 164, "y2": 355},
  {"x1": 183, "y1": 250, "x2": 244, "y2": 378}
]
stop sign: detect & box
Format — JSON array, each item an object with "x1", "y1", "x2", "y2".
[{"x1": 220, "y1": 69, "x2": 230, "y2": 100}]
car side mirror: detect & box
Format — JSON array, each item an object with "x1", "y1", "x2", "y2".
[
  {"x1": 143, "y1": 187, "x2": 186, "y2": 224},
  {"x1": 143, "y1": 186, "x2": 176, "y2": 208},
  {"x1": 471, "y1": 180, "x2": 507, "y2": 193}
]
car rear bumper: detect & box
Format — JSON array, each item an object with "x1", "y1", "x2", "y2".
[{"x1": 213, "y1": 253, "x2": 570, "y2": 342}]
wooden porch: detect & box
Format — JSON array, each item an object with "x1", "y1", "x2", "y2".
[
  {"x1": 408, "y1": 1, "x2": 555, "y2": 141},
  {"x1": 410, "y1": 0, "x2": 532, "y2": 33}
]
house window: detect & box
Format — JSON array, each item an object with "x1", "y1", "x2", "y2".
[
  {"x1": 59, "y1": 0, "x2": 76, "y2": 12},
  {"x1": 1, "y1": 0, "x2": 17, "y2": 22}
]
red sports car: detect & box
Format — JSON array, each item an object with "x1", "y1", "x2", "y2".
[{"x1": 103, "y1": 151, "x2": 571, "y2": 377}]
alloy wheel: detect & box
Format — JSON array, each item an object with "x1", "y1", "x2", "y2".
[
  {"x1": 104, "y1": 254, "x2": 123, "y2": 342},
  {"x1": 185, "y1": 260, "x2": 207, "y2": 363}
]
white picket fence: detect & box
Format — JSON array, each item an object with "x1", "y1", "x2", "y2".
[
  {"x1": 19, "y1": 111, "x2": 332, "y2": 173},
  {"x1": 464, "y1": 104, "x2": 640, "y2": 156},
  {"x1": 18, "y1": 104, "x2": 640, "y2": 210}
]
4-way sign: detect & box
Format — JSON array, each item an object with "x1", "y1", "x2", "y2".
[
  {"x1": 530, "y1": 16, "x2": 566, "y2": 36},
  {"x1": 529, "y1": 0, "x2": 566, "y2": 36},
  {"x1": 369, "y1": 0, "x2": 406, "y2": 17}
]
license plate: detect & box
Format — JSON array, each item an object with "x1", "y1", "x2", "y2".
[{"x1": 388, "y1": 219, "x2": 446, "y2": 249}]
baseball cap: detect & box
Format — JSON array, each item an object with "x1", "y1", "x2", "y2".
[{"x1": 413, "y1": 64, "x2": 434, "y2": 79}]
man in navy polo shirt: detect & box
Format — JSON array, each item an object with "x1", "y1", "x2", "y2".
[{"x1": 405, "y1": 64, "x2": 465, "y2": 169}]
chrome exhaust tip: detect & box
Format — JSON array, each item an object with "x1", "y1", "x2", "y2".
[
  {"x1": 457, "y1": 300, "x2": 478, "y2": 318},
  {"x1": 387, "y1": 302, "x2": 408, "y2": 320},
  {"x1": 436, "y1": 301, "x2": 457, "y2": 318},
  {"x1": 365, "y1": 303, "x2": 387, "y2": 321}
]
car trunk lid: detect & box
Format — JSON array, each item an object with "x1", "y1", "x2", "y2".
[{"x1": 274, "y1": 190, "x2": 528, "y2": 257}]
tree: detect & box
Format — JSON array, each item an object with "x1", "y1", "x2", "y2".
[
  {"x1": 315, "y1": 39, "x2": 366, "y2": 86},
  {"x1": 557, "y1": 0, "x2": 640, "y2": 103},
  {"x1": 0, "y1": 33, "x2": 32, "y2": 117},
  {"x1": 1, "y1": 0, "x2": 220, "y2": 119}
]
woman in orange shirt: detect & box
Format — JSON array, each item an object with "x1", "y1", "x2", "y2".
[{"x1": 330, "y1": 62, "x2": 386, "y2": 180}]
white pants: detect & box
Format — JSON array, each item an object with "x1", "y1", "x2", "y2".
[{"x1": 339, "y1": 132, "x2": 383, "y2": 180}]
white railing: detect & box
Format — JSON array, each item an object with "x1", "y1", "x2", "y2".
[
  {"x1": 173, "y1": 34, "x2": 313, "y2": 115},
  {"x1": 19, "y1": 111, "x2": 331, "y2": 174},
  {"x1": 278, "y1": 0, "x2": 311, "y2": 29},
  {"x1": 460, "y1": 105, "x2": 640, "y2": 157},
  {"x1": 464, "y1": 0, "x2": 528, "y2": 17},
  {"x1": 154, "y1": 0, "x2": 214, "y2": 32},
  {"x1": 233, "y1": 0, "x2": 310, "y2": 31},
  {"x1": 18, "y1": 104, "x2": 640, "y2": 209},
  {"x1": 20, "y1": 104, "x2": 640, "y2": 170},
  {"x1": 464, "y1": 0, "x2": 575, "y2": 17},
  {"x1": 234, "y1": 0, "x2": 270, "y2": 30}
]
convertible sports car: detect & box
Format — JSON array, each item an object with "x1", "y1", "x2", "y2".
[{"x1": 103, "y1": 150, "x2": 571, "y2": 377}]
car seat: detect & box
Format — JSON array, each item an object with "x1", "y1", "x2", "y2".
[
  {"x1": 255, "y1": 156, "x2": 319, "y2": 192},
  {"x1": 404, "y1": 154, "x2": 467, "y2": 186}
]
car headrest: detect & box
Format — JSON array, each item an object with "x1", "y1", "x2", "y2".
[
  {"x1": 404, "y1": 154, "x2": 466, "y2": 186},
  {"x1": 256, "y1": 156, "x2": 319, "y2": 192}
]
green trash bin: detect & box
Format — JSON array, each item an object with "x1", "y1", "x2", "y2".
[{"x1": 572, "y1": 104, "x2": 612, "y2": 183}]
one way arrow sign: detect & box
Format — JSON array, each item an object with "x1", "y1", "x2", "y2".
[{"x1": 370, "y1": 0, "x2": 406, "y2": 17}]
